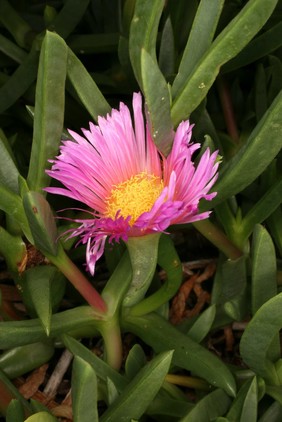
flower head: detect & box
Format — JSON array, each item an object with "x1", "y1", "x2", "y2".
[{"x1": 46, "y1": 93, "x2": 219, "y2": 275}]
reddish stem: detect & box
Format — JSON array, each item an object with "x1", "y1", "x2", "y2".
[
  {"x1": 217, "y1": 76, "x2": 240, "y2": 142},
  {"x1": 49, "y1": 247, "x2": 107, "y2": 314}
]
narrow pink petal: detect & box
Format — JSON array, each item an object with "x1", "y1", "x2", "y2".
[
  {"x1": 133, "y1": 92, "x2": 146, "y2": 169},
  {"x1": 145, "y1": 125, "x2": 162, "y2": 176},
  {"x1": 86, "y1": 236, "x2": 107, "y2": 275}
]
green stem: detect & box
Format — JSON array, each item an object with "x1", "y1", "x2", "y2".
[
  {"x1": 48, "y1": 245, "x2": 107, "y2": 314},
  {"x1": 99, "y1": 317, "x2": 123, "y2": 371},
  {"x1": 165, "y1": 374, "x2": 210, "y2": 391},
  {"x1": 193, "y1": 219, "x2": 243, "y2": 260},
  {"x1": 99, "y1": 251, "x2": 132, "y2": 370}
]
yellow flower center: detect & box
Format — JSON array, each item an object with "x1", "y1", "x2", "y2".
[{"x1": 105, "y1": 172, "x2": 164, "y2": 225}]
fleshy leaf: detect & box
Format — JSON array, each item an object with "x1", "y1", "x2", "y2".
[
  {"x1": 67, "y1": 48, "x2": 111, "y2": 121},
  {"x1": 0, "y1": 369, "x2": 32, "y2": 417},
  {"x1": 71, "y1": 356, "x2": 99, "y2": 422},
  {"x1": 0, "y1": 184, "x2": 32, "y2": 243},
  {"x1": 129, "y1": 234, "x2": 182, "y2": 316},
  {"x1": 123, "y1": 233, "x2": 160, "y2": 307},
  {"x1": 172, "y1": 0, "x2": 224, "y2": 97},
  {"x1": 0, "y1": 227, "x2": 27, "y2": 273},
  {"x1": 187, "y1": 305, "x2": 216, "y2": 343},
  {"x1": 100, "y1": 351, "x2": 173, "y2": 422},
  {"x1": 0, "y1": 342, "x2": 54, "y2": 379},
  {"x1": 0, "y1": 48, "x2": 38, "y2": 114},
  {"x1": 48, "y1": 0, "x2": 90, "y2": 39},
  {"x1": 251, "y1": 225, "x2": 277, "y2": 315},
  {"x1": 209, "y1": 91, "x2": 282, "y2": 207},
  {"x1": 171, "y1": 0, "x2": 279, "y2": 125},
  {"x1": 24, "y1": 412, "x2": 58, "y2": 422},
  {"x1": 6, "y1": 399, "x2": 25, "y2": 422},
  {"x1": 62, "y1": 334, "x2": 127, "y2": 392},
  {"x1": 129, "y1": 0, "x2": 165, "y2": 87},
  {"x1": 179, "y1": 389, "x2": 231, "y2": 421},
  {"x1": 0, "y1": 129, "x2": 20, "y2": 193},
  {"x1": 241, "y1": 177, "x2": 282, "y2": 240},
  {"x1": 123, "y1": 312, "x2": 236, "y2": 396},
  {"x1": 240, "y1": 293, "x2": 282, "y2": 385},
  {"x1": 27, "y1": 31, "x2": 67, "y2": 192},
  {"x1": 125, "y1": 344, "x2": 147, "y2": 380},
  {"x1": 23, "y1": 191, "x2": 58, "y2": 256},
  {"x1": 240, "y1": 377, "x2": 258, "y2": 422},
  {"x1": 158, "y1": 17, "x2": 175, "y2": 78},
  {"x1": 141, "y1": 49, "x2": 174, "y2": 155},
  {"x1": 258, "y1": 401, "x2": 282, "y2": 422},
  {"x1": 223, "y1": 21, "x2": 282, "y2": 73},
  {"x1": 20, "y1": 266, "x2": 55, "y2": 335},
  {"x1": 211, "y1": 255, "x2": 247, "y2": 322},
  {"x1": 226, "y1": 378, "x2": 254, "y2": 421}
]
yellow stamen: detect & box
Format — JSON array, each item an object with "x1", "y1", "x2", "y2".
[{"x1": 105, "y1": 172, "x2": 164, "y2": 225}]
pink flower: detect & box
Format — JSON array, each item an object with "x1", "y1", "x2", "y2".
[{"x1": 46, "y1": 93, "x2": 219, "y2": 275}]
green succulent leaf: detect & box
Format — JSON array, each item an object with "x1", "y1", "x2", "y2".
[
  {"x1": 123, "y1": 233, "x2": 160, "y2": 307},
  {"x1": 240, "y1": 293, "x2": 282, "y2": 385},
  {"x1": 187, "y1": 305, "x2": 216, "y2": 343},
  {"x1": 27, "y1": 31, "x2": 67, "y2": 192},
  {"x1": 241, "y1": 177, "x2": 282, "y2": 240},
  {"x1": 72, "y1": 356, "x2": 99, "y2": 422},
  {"x1": 125, "y1": 344, "x2": 147, "y2": 380},
  {"x1": 0, "y1": 306, "x2": 98, "y2": 350},
  {"x1": 100, "y1": 351, "x2": 173, "y2": 422},
  {"x1": 6, "y1": 399, "x2": 25, "y2": 422},
  {"x1": 172, "y1": 0, "x2": 224, "y2": 97},
  {"x1": 0, "y1": 47, "x2": 38, "y2": 114},
  {"x1": 223, "y1": 21, "x2": 282, "y2": 73},
  {"x1": 129, "y1": 0, "x2": 165, "y2": 86},
  {"x1": 210, "y1": 90, "x2": 282, "y2": 207},
  {"x1": 211, "y1": 255, "x2": 247, "y2": 322},
  {"x1": 0, "y1": 130, "x2": 20, "y2": 193},
  {"x1": 66, "y1": 48, "x2": 111, "y2": 121},
  {"x1": 171, "y1": 0, "x2": 279, "y2": 125},
  {"x1": 62, "y1": 334, "x2": 127, "y2": 392},
  {"x1": 24, "y1": 412, "x2": 58, "y2": 422},
  {"x1": 140, "y1": 49, "x2": 174, "y2": 156},
  {"x1": 0, "y1": 184, "x2": 32, "y2": 242},
  {"x1": 158, "y1": 17, "x2": 175, "y2": 78},
  {"x1": 0, "y1": 0, "x2": 33, "y2": 48},
  {"x1": 0, "y1": 342, "x2": 54, "y2": 379},
  {"x1": 123, "y1": 312, "x2": 236, "y2": 396},
  {"x1": 129, "y1": 234, "x2": 183, "y2": 316},
  {"x1": 0, "y1": 227, "x2": 26, "y2": 273},
  {"x1": 240, "y1": 377, "x2": 258, "y2": 422},
  {"x1": 226, "y1": 378, "x2": 254, "y2": 421},
  {"x1": 48, "y1": 0, "x2": 90, "y2": 39},
  {"x1": 0, "y1": 369, "x2": 32, "y2": 417},
  {"x1": 23, "y1": 191, "x2": 58, "y2": 256},
  {"x1": 179, "y1": 388, "x2": 231, "y2": 421},
  {"x1": 0, "y1": 33, "x2": 27, "y2": 63},
  {"x1": 251, "y1": 225, "x2": 277, "y2": 315},
  {"x1": 258, "y1": 401, "x2": 282, "y2": 422}
]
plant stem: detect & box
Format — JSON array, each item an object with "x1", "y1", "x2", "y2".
[
  {"x1": 193, "y1": 219, "x2": 243, "y2": 260},
  {"x1": 48, "y1": 245, "x2": 107, "y2": 314},
  {"x1": 217, "y1": 76, "x2": 240, "y2": 142},
  {"x1": 165, "y1": 374, "x2": 211, "y2": 391},
  {"x1": 99, "y1": 317, "x2": 123, "y2": 371}
]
